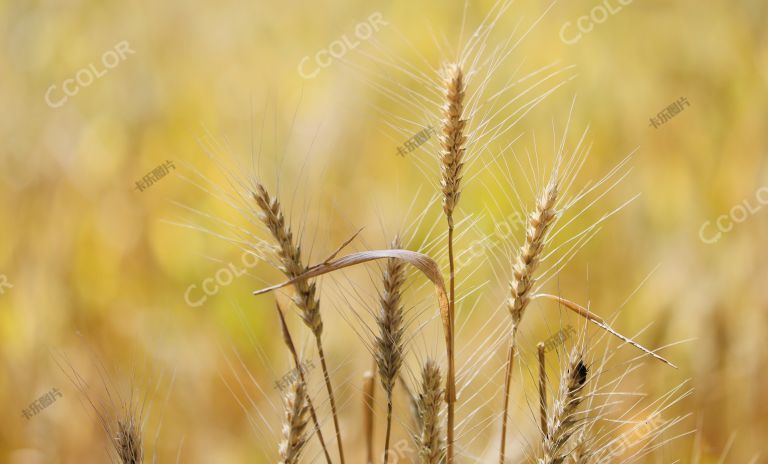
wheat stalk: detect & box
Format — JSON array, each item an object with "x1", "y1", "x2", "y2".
[
  {"x1": 416, "y1": 359, "x2": 444, "y2": 464},
  {"x1": 539, "y1": 342, "x2": 549, "y2": 438},
  {"x1": 374, "y1": 237, "x2": 407, "y2": 463},
  {"x1": 253, "y1": 183, "x2": 345, "y2": 463},
  {"x1": 363, "y1": 369, "x2": 376, "y2": 464},
  {"x1": 439, "y1": 61, "x2": 467, "y2": 464},
  {"x1": 279, "y1": 378, "x2": 311, "y2": 464},
  {"x1": 540, "y1": 348, "x2": 589, "y2": 464}
]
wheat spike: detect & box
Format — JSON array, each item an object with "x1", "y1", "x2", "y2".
[
  {"x1": 508, "y1": 178, "x2": 558, "y2": 327},
  {"x1": 439, "y1": 63, "x2": 468, "y2": 226},
  {"x1": 253, "y1": 182, "x2": 345, "y2": 463},
  {"x1": 439, "y1": 61, "x2": 466, "y2": 464},
  {"x1": 279, "y1": 379, "x2": 311, "y2": 464},
  {"x1": 374, "y1": 237, "x2": 407, "y2": 396},
  {"x1": 540, "y1": 349, "x2": 589, "y2": 464},
  {"x1": 253, "y1": 183, "x2": 322, "y2": 335},
  {"x1": 115, "y1": 416, "x2": 143, "y2": 464},
  {"x1": 416, "y1": 360, "x2": 445, "y2": 464},
  {"x1": 374, "y1": 237, "x2": 407, "y2": 463}
]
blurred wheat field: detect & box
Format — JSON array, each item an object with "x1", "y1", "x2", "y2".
[{"x1": 1, "y1": 0, "x2": 767, "y2": 462}]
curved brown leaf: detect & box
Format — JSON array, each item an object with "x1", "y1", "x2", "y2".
[{"x1": 252, "y1": 249, "x2": 455, "y2": 398}]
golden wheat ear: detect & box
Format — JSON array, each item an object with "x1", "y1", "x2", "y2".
[
  {"x1": 374, "y1": 236, "x2": 408, "y2": 463},
  {"x1": 252, "y1": 182, "x2": 345, "y2": 463},
  {"x1": 540, "y1": 348, "x2": 589, "y2": 464},
  {"x1": 439, "y1": 61, "x2": 468, "y2": 464},
  {"x1": 279, "y1": 378, "x2": 312, "y2": 464},
  {"x1": 415, "y1": 359, "x2": 445, "y2": 464},
  {"x1": 115, "y1": 415, "x2": 144, "y2": 464}
]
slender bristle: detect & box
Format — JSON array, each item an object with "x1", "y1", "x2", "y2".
[
  {"x1": 279, "y1": 379, "x2": 311, "y2": 464},
  {"x1": 416, "y1": 360, "x2": 444, "y2": 464},
  {"x1": 541, "y1": 349, "x2": 589, "y2": 464},
  {"x1": 508, "y1": 178, "x2": 559, "y2": 326},
  {"x1": 115, "y1": 416, "x2": 143, "y2": 464},
  {"x1": 374, "y1": 237, "x2": 407, "y2": 396},
  {"x1": 253, "y1": 183, "x2": 322, "y2": 336},
  {"x1": 439, "y1": 63, "x2": 468, "y2": 226}
]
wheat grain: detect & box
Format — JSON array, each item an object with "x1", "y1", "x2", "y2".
[
  {"x1": 374, "y1": 237, "x2": 407, "y2": 463},
  {"x1": 279, "y1": 379, "x2": 311, "y2": 464},
  {"x1": 540, "y1": 348, "x2": 589, "y2": 464},
  {"x1": 508, "y1": 178, "x2": 559, "y2": 327},
  {"x1": 115, "y1": 416, "x2": 143, "y2": 464},
  {"x1": 253, "y1": 182, "x2": 345, "y2": 463},
  {"x1": 439, "y1": 63, "x2": 468, "y2": 227},
  {"x1": 416, "y1": 360, "x2": 444, "y2": 464}
]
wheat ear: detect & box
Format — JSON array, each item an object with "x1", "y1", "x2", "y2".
[
  {"x1": 279, "y1": 378, "x2": 311, "y2": 464},
  {"x1": 439, "y1": 62, "x2": 467, "y2": 464},
  {"x1": 499, "y1": 178, "x2": 559, "y2": 461},
  {"x1": 374, "y1": 237, "x2": 407, "y2": 463},
  {"x1": 253, "y1": 183, "x2": 345, "y2": 463},
  {"x1": 275, "y1": 302, "x2": 333, "y2": 464},
  {"x1": 416, "y1": 359, "x2": 444, "y2": 464},
  {"x1": 509, "y1": 178, "x2": 559, "y2": 327},
  {"x1": 115, "y1": 416, "x2": 143, "y2": 464},
  {"x1": 540, "y1": 349, "x2": 589, "y2": 464}
]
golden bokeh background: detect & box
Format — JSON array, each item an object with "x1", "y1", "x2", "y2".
[{"x1": 1, "y1": 0, "x2": 767, "y2": 462}]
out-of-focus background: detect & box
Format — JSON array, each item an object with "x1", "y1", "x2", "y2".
[{"x1": 1, "y1": 0, "x2": 767, "y2": 462}]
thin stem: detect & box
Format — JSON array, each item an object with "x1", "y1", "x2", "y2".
[
  {"x1": 275, "y1": 303, "x2": 333, "y2": 464},
  {"x1": 316, "y1": 337, "x2": 345, "y2": 464},
  {"x1": 498, "y1": 331, "x2": 517, "y2": 464},
  {"x1": 383, "y1": 400, "x2": 394, "y2": 464},
  {"x1": 363, "y1": 370, "x2": 376, "y2": 464},
  {"x1": 446, "y1": 223, "x2": 456, "y2": 464},
  {"x1": 538, "y1": 342, "x2": 548, "y2": 437}
]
